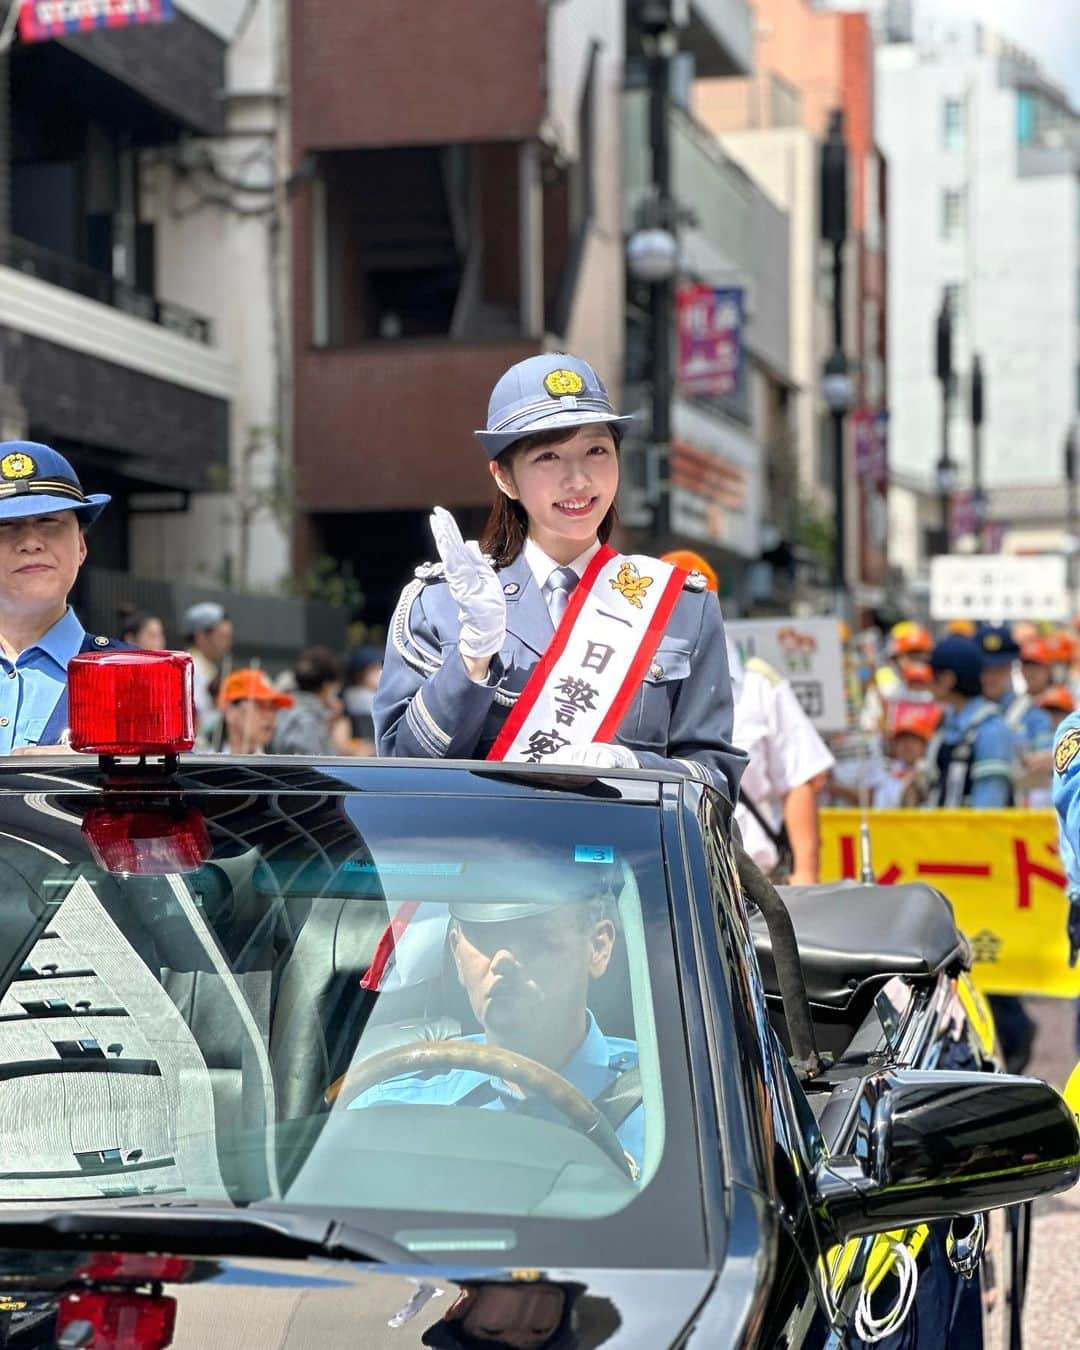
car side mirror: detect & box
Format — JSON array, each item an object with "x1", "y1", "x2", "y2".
[{"x1": 814, "y1": 1069, "x2": 1080, "y2": 1243}]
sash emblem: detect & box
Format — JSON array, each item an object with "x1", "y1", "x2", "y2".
[{"x1": 610, "y1": 560, "x2": 654, "y2": 609}]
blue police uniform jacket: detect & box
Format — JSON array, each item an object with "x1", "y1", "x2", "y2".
[
  {"x1": 375, "y1": 550, "x2": 748, "y2": 803},
  {"x1": 933, "y1": 697, "x2": 1016, "y2": 808},
  {"x1": 347, "y1": 1011, "x2": 644, "y2": 1171},
  {"x1": 1052, "y1": 712, "x2": 1080, "y2": 896},
  {"x1": 0, "y1": 609, "x2": 127, "y2": 751},
  {"x1": 1001, "y1": 690, "x2": 1054, "y2": 755}
]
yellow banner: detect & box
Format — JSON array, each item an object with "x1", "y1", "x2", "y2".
[{"x1": 820, "y1": 809, "x2": 1077, "y2": 997}]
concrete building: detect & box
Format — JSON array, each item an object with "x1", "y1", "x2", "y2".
[
  {"x1": 874, "y1": 9, "x2": 1078, "y2": 502},
  {"x1": 0, "y1": 0, "x2": 294, "y2": 601},
  {"x1": 694, "y1": 0, "x2": 889, "y2": 609},
  {"x1": 0, "y1": 0, "x2": 234, "y2": 578},
  {"x1": 288, "y1": 0, "x2": 753, "y2": 625}
]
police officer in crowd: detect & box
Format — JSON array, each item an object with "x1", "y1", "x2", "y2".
[
  {"x1": 927, "y1": 635, "x2": 1015, "y2": 808},
  {"x1": 929, "y1": 634, "x2": 1033, "y2": 1069},
  {"x1": 375, "y1": 353, "x2": 747, "y2": 800},
  {"x1": 0, "y1": 441, "x2": 124, "y2": 752}
]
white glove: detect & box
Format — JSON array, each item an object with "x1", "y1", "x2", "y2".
[
  {"x1": 554, "y1": 742, "x2": 639, "y2": 769},
  {"x1": 429, "y1": 507, "x2": 506, "y2": 660}
]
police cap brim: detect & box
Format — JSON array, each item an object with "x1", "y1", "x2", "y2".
[
  {"x1": 0, "y1": 493, "x2": 111, "y2": 528},
  {"x1": 449, "y1": 900, "x2": 572, "y2": 924},
  {"x1": 476, "y1": 410, "x2": 635, "y2": 461}
]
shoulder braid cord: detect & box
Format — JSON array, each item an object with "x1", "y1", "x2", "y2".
[{"x1": 389, "y1": 577, "x2": 520, "y2": 708}]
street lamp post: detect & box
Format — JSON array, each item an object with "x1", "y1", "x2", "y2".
[
  {"x1": 820, "y1": 109, "x2": 851, "y2": 610},
  {"x1": 935, "y1": 293, "x2": 956, "y2": 555},
  {"x1": 970, "y1": 353, "x2": 985, "y2": 551},
  {"x1": 1066, "y1": 427, "x2": 1078, "y2": 614}
]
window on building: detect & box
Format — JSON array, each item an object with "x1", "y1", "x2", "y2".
[
  {"x1": 943, "y1": 97, "x2": 965, "y2": 151},
  {"x1": 1017, "y1": 90, "x2": 1036, "y2": 146},
  {"x1": 942, "y1": 189, "x2": 965, "y2": 240}
]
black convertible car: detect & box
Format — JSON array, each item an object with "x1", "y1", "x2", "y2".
[{"x1": 0, "y1": 729, "x2": 1073, "y2": 1349}]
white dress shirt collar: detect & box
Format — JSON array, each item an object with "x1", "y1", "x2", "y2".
[{"x1": 523, "y1": 536, "x2": 601, "y2": 592}]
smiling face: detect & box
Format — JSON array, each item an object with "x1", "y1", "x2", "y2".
[
  {"x1": 223, "y1": 698, "x2": 279, "y2": 753},
  {"x1": 449, "y1": 907, "x2": 615, "y2": 1069},
  {"x1": 490, "y1": 424, "x2": 619, "y2": 563},
  {"x1": 0, "y1": 511, "x2": 86, "y2": 625}
]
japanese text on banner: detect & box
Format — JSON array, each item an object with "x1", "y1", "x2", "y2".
[{"x1": 820, "y1": 809, "x2": 1076, "y2": 997}]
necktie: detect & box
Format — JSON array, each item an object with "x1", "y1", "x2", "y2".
[{"x1": 542, "y1": 566, "x2": 579, "y2": 628}]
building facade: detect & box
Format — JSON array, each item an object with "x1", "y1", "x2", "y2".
[
  {"x1": 694, "y1": 0, "x2": 889, "y2": 609},
  {"x1": 0, "y1": 0, "x2": 294, "y2": 605},
  {"x1": 875, "y1": 11, "x2": 1078, "y2": 517}
]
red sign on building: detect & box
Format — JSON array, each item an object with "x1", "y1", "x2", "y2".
[{"x1": 676, "y1": 284, "x2": 743, "y2": 398}]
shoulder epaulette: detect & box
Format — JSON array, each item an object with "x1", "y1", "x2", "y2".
[
  {"x1": 413, "y1": 560, "x2": 446, "y2": 583},
  {"x1": 746, "y1": 655, "x2": 784, "y2": 686},
  {"x1": 683, "y1": 570, "x2": 708, "y2": 593}
]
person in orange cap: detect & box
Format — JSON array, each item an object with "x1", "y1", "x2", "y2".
[
  {"x1": 215, "y1": 667, "x2": 293, "y2": 755},
  {"x1": 659, "y1": 549, "x2": 718, "y2": 594},
  {"x1": 873, "y1": 703, "x2": 941, "y2": 808},
  {"x1": 1039, "y1": 685, "x2": 1075, "y2": 732}
]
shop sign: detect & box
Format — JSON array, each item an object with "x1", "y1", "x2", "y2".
[
  {"x1": 19, "y1": 0, "x2": 174, "y2": 43},
  {"x1": 676, "y1": 283, "x2": 743, "y2": 398}
]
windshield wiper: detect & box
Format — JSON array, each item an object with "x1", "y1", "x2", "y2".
[{"x1": 0, "y1": 1204, "x2": 422, "y2": 1266}]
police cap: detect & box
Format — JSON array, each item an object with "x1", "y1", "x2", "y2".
[
  {"x1": 976, "y1": 623, "x2": 1020, "y2": 667},
  {"x1": 930, "y1": 635, "x2": 984, "y2": 696},
  {"x1": 0, "y1": 441, "x2": 109, "y2": 527},
  {"x1": 476, "y1": 354, "x2": 634, "y2": 460}
]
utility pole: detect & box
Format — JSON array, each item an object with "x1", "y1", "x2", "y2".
[
  {"x1": 820, "y1": 109, "x2": 853, "y2": 610},
  {"x1": 934, "y1": 293, "x2": 956, "y2": 555},
  {"x1": 643, "y1": 7, "x2": 676, "y2": 543},
  {"x1": 970, "y1": 353, "x2": 985, "y2": 551},
  {"x1": 0, "y1": 2, "x2": 25, "y2": 441},
  {"x1": 1067, "y1": 427, "x2": 1078, "y2": 616}
]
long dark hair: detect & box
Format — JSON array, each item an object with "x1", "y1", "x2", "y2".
[{"x1": 480, "y1": 425, "x2": 621, "y2": 568}]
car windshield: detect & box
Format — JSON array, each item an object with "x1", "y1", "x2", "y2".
[{"x1": 0, "y1": 786, "x2": 709, "y2": 1269}]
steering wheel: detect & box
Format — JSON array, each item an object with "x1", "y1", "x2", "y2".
[{"x1": 326, "y1": 1041, "x2": 636, "y2": 1180}]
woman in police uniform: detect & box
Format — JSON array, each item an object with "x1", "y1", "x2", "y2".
[{"x1": 374, "y1": 353, "x2": 747, "y2": 802}]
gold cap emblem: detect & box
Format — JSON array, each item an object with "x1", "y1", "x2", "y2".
[
  {"x1": 0, "y1": 452, "x2": 35, "y2": 481},
  {"x1": 543, "y1": 368, "x2": 585, "y2": 398}
]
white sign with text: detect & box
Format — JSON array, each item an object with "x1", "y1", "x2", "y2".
[
  {"x1": 930, "y1": 555, "x2": 1068, "y2": 621},
  {"x1": 725, "y1": 617, "x2": 846, "y2": 731}
]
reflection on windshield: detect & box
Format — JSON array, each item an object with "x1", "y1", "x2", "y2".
[{"x1": 0, "y1": 790, "x2": 704, "y2": 1267}]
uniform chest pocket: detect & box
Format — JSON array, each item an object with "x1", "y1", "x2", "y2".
[
  {"x1": 626, "y1": 640, "x2": 692, "y2": 747},
  {"x1": 19, "y1": 717, "x2": 47, "y2": 747}
]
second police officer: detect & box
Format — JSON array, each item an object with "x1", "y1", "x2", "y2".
[
  {"x1": 375, "y1": 353, "x2": 747, "y2": 802},
  {"x1": 0, "y1": 441, "x2": 125, "y2": 751}
]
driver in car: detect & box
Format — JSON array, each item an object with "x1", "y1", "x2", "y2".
[{"x1": 348, "y1": 896, "x2": 643, "y2": 1174}]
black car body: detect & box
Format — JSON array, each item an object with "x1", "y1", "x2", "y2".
[{"x1": 0, "y1": 754, "x2": 1072, "y2": 1350}]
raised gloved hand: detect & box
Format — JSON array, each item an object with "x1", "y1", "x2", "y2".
[
  {"x1": 1067, "y1": 895, "x2": 1080, "y2": 968},
  {"x1": 553, "y1": 742, "x2": 639, "y2": 770},
  {"x1": 429, "y1": 507, "x2": 506, "y2": 661}
]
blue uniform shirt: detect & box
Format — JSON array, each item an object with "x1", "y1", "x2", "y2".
[
  {"x1": 348, "y1": 1011, "x2": 644, "y2": 1172},
  {"x1": 0, "y1": 607, "x2": 85, "y2": 752},
  {"x1": 1001, "y1": 690, "x2": 1055, "y2": 755},
  {"x1": 938, "y1": 697, "x2": 1015, "y2": 808},
  {"x1": 1052, "y1": 712, "x2": 1080, "y2": 895}
]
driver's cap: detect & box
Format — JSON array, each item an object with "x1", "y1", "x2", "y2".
[{"x1": 449, "y1": 899, "x2": 566, "y2": 924}]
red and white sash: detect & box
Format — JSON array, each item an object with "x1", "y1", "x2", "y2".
[{"x1": 487, "y1": 546, "x2": 686, "y2": 764}]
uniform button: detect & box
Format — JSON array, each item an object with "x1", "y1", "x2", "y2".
[
  {"x1": 0, "y1": 717, "x2": 9, "y2": 727},
  {"x1": 650, "y1": 662, "x2": 663, "y2": 678}
]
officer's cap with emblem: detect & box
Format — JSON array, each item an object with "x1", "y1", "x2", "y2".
[
  {"x1": 475, "y1": 353, "x2": 634, "y2": 460},
  {"x1": 0, "y1": 442, "x2": 110, "y2": 527},
  {"x1": 975, "y1": 623, "x2": 1020, "y2": 668}
]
